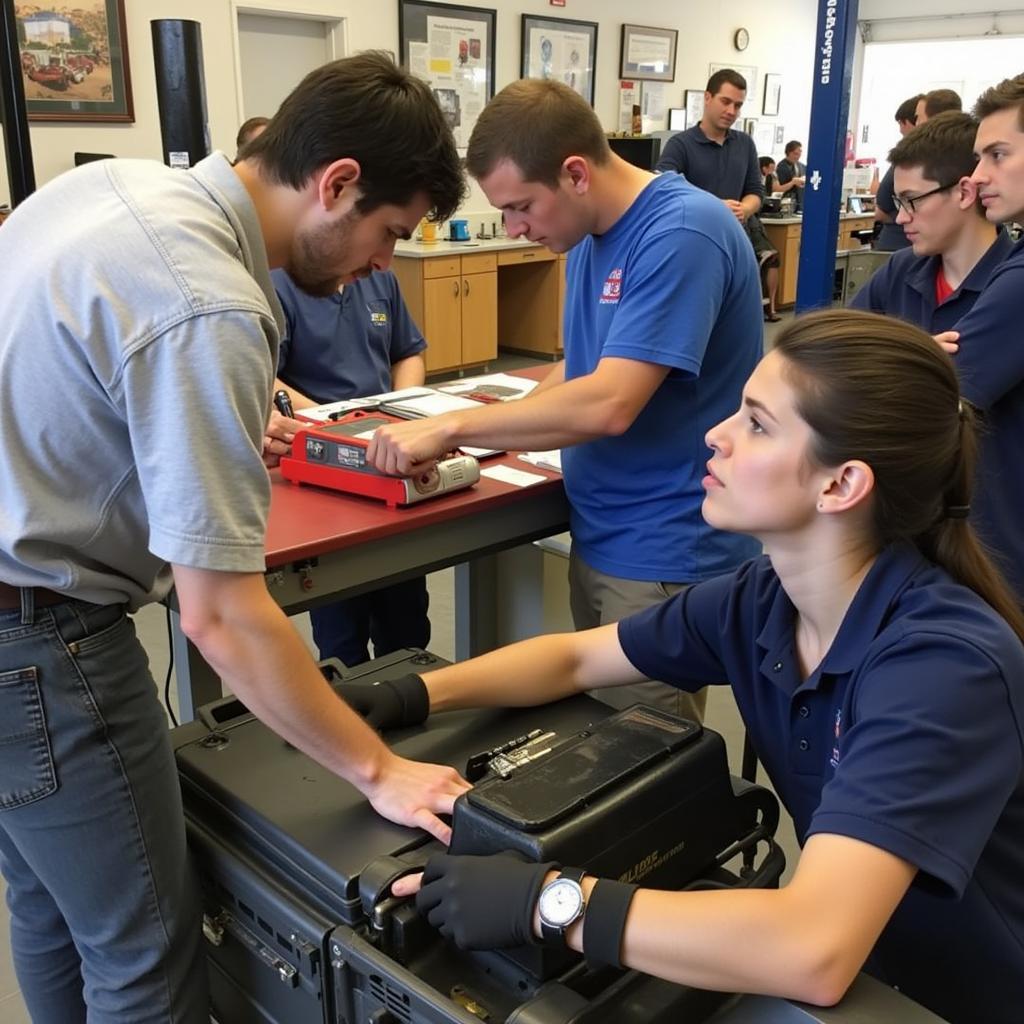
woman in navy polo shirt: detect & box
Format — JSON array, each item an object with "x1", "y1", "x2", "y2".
[{"x1": 389, "y1": 309, "x2": 1024, "y2": 1024}]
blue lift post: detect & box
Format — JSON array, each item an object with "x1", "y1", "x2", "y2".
[{"x1": 796, "y1": 0, "x2": 860, "y2": 312}]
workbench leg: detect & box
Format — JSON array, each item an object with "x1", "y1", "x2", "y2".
[
  {"x1": 454, "y1": 557, "x2": 497, "y2": 661},
  {"x1": 170, "y1": 609, "x2": 222, "y2": 723}
]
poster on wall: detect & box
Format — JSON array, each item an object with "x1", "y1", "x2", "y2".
[
  {"x1": 618, "y1": 80, "x2": 640, "y2": 133},
  {"x1": 15, "y1": 0, "x2": 134, "y2": 122},
  {"x1": 399, "y1": 0, "x2": 496, "y2": 150},
  {"x1": 521, "y1": 15, "x2": 598, "y2": 107},
  {"x1": 620, "y1": 24, "x2": 678, "y2": 83}
]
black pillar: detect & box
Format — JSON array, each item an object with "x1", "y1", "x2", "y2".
[
  {"x1": 0, "y1": 0, "x2": 37, "y2": 204},
  {"x1": 151, "y1": 19, "x2": 209, "y2": 169}
]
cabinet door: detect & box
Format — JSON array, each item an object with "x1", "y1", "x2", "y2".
[
  {"x1": 782, "y1": 234, "x2": 801, "y2": 306},
  {"x1": 460, "y1": 271, "x2": 497, "y2": 365},
  {"x1": 422, "y1": 276, "x2": 462, "y2": 373}
]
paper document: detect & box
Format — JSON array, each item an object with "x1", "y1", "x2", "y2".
[
  {"x1": 481, "y1": 465, "x2": 548, "y2": 488},
  {"x1": 383, "y1": 391, "x2": 486, "y2": 419},
  {"x1": 518, "y1": 450, "x2": 562, "y2": 473},
  {"x1": 437, "y1": 373, "x2": 539, "y2": 401}
]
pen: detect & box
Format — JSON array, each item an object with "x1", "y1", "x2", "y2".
[{"x1": 273, "y1": 389, "x2": 295, "y2": 418}]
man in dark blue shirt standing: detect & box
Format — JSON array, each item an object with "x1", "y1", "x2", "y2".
[
  {"x1": 852, "y1": 106, "x2": 1022, "y2": 603},
  {"x1": 271, "y1": 268, "x2": 432, "y2": 666},
  {"x1": 656, "y1": 69, "x2": 779, "y2": 319},
  {"x1": 874, "y1": 95, "x2": 922, "y2": 252},
  {"x1": 774, "y1": 140, "x2": 806, "y2": 211}
]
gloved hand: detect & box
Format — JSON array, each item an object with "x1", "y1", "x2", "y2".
[
  {"x1": 416, "y1": 851, "x2": 557, "y2": 949},
  {"x1": 337, "y1": 673, "x2": 429, "y2": 731}
]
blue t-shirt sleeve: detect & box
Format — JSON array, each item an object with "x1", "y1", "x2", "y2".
[
  {"x1": 618, "y1": 570, "x2": 739, "y2": 689},
  {"x1": 383, "y1": 274, "x2": 426, "y2": 363},
  {"x1": 655, "y1": 134, "x2": 688, "y2": 175},
  {"x1": 809, "y1": 630, "x2": 1022, "y2": 897},
  {"x1": 273, "y1": 276, "x2": 296, "y2": 372},
  {"x1": 951, "y1": 253, "x2": 1024, "y2": 409},
  {"x1": 599, "y1": 226, "x2": 733, "y2": 376}
]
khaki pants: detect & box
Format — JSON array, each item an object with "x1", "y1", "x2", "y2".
[{"x1": 569, "y1": 548, "x2": 708, "y2": 724}]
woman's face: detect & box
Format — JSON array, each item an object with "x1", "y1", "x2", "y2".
[{"x1": 702, "y1": 350, "x2": 825, "y2": 537}]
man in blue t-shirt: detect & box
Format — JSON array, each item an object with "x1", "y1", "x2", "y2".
[
  {"x1": 848, "y1": 111, "x2": 1021, "y2": 600},
  {"x1": 365, "y1": 78, "x2": 763, "y2": 721},
  {"x1": 272, "y1": 268, "x2": 431, "y2": 666}
]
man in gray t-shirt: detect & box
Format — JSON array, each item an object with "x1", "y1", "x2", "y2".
[{"x1": 0, "y1": 53, "x2": 465, "y2": 1022}]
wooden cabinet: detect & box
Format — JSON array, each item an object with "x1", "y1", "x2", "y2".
[
  {"x1": 393, "y1": 253, "x2": 498, "y2": 373},
  {"x1": 496, "y1": 247, "x2": 563, "y2": 358}
]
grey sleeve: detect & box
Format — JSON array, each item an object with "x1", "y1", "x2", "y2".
[{"x1": 119, "y1": 310, "x2": 276, "y2": 572}]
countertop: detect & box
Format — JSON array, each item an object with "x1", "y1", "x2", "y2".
[
  {"x1": 761, "y1": 211, "x2": 875, "y2": 226},
  {"x1": 394, "y1": 236, "x2": 548, "y2": 258}
]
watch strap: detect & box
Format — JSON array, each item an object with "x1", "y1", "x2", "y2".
[
  {"x1": 582, "y1": 879, "x2": 638, "y2": 969},
  {"x1": 539, "y1": 865, "x2": 587, "y2": 945}
]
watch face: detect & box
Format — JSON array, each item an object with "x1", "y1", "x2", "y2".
[{"x1": 538, "y1": 878, "x2": 584, "y2": 928}]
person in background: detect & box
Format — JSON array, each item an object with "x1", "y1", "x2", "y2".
[
  {"x1": 270, "y1": 267, "x2": 432, "y2": 666},
  {"x1": 874, "y1": 94, "x2": 923, "y2": 251},
  {"x1": 387, "y1": 309, "x2": 1024, "y2": 1024},
  {"x1": 366, "y1": 78, "x2": 764, "y2": 724},
  {"x1": 849, "y1": 111, "x2": 1017, "y2": 595},
  {"x1": 916, "y1": 88, "x2": 962, "y2": 126},
  {"x1": 760, "y1": 155, "x2": 778, "y2": 195},
  {"x1": 0, "y1": 52, "x2": 469, "y2": 1024},
  {"x1": 774, "y1": 140, "x2": 807, "y2": 211},
  {"x1": 234, "y1": 114, "x2": 269, "y2": 161},
  {"x1": 654, "y1": 70, "x2": 778, "y2": 322}
]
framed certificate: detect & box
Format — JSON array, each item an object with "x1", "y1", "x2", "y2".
[
  {"x1": 620, "y1": 24, "x2": 678, "y2": 83},
  {"x1": 521, "y1": 14, "x2": 598, "y2": 107}
]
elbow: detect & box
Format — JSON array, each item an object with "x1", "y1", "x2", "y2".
[
  {"x1": 788, "y1": 947, "x2": 860, "y2": 1007},
  {"x1": 600, "y1": 399, "x2": 640, "y2": 438}
]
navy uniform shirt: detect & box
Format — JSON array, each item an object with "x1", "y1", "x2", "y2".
[
  {"x1": 655, "y1": 125, "x2": 764, "y2": 204},
  {"x1": 775, "y1": 157, "x2": 805, "y2": 211},
  {"x1": 850, "y1": 233, "x2": 1024, "y2": 604},
  {"x1": 619, "y1": 543, "x2": 1024, "y2": 1024},
  {"x1": 874, "y1": 166, "x2": 911, "y2": 251},
  {"x1": 272, "y1": 269, "x2": 426, "y2": 404}
]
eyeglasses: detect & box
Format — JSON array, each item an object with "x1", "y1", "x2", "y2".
[{"x1": 892, "y1": 181, "x2": 958, "y2": 215}]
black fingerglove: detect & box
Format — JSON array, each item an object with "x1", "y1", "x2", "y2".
[
  {"x1": 416, "y1": 851, "x2": 557, "y2": 949},
  {"x1": 337, "y1": 673, "x2": 429, "y2": 731}
]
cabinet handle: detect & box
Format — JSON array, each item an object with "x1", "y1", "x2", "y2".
[
  {"x1": 463, "y1": 278, "x2": 470, "y2": 296},
  {"x1": 522, "y1": 252, "x2": 534, "y2": 259},
  {"x1": 452, "y1": 280, "x2": 459, "y2": 297}
]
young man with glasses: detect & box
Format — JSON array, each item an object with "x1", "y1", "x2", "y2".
[{"x1": 851, "y1": 93, "x2": 1024, "y2": 604}]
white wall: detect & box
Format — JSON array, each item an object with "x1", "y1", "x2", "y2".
[{"x1": 2, "y1": 0, "x2": 820, "y2": 214}]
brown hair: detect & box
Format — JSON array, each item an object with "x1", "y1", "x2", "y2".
[
  {"x1": 235, "y1": 116, "x2": 269, "y2": 154},
  {"x1": 922, "y1": 88, "x2": 962, "y2": 118},
  {"x1": 895, "y1": 94, "x2": 924, "y2": 125},
  {"x1": 974, "y1": 73, "x2": 1024, "y2": 130},
  {"x1": 465, "y1": 78, "x2": 610, "y2": 187},
  {"x1": 888, "y1": 111, "x2": 985, "y2": 215},
  {"x1": 706, "y1": 68, "x2": 747, "y2": 95},
  {"x1": 775, "y1": 309, "x2": 1024, "y2": 643},
  {"x1": 244, "y1": 51, "x2": 465, "y2": 221}
]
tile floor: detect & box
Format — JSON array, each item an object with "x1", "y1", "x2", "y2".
[{"x1": 0, "y1": 320, "x2": 799, "y2": 1018}]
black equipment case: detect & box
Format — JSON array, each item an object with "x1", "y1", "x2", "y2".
[{"x1": 171, "y1": 650, "x2": 784, "y2": 1024}]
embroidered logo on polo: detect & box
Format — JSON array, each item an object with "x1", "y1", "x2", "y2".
[
  {"x1": 830, "y1": 708, "x2": 842, "y2": 768},
  {"x1": 599, "y1": 268, "x2": 623, "y2": 304},
  {"x1": 367, "y1": 302, "x2": 389, "y2": 327}
]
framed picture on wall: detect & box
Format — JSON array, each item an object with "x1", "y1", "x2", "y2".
[
  {"x1": 684, "y1": 89, "x2": 705, "y2": 128},
  {"x1": 708, "y1": 62, "x2": 757, "y2": 103},
  {"x1": 521, "y1": 14, "x2": 598, "y2": 107},
  {"x1": 743, "y1": 117, "x2": 758, "y2": 136},
  {"x1": 620, "y1": 24, "x2": 678, "y2": 83},
  {"x1": 398, "y1": 0, "x2": 497, "y2": 150},
  {"x1": 17, "y1": 0, "x2": 134, "y2": 123},
  {"x1": 763, "y1": 73, "x2": 782, "y2": 116}
]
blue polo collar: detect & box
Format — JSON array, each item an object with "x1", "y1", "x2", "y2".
[
  {"x1": 756, "y1": 542, "x2": 927, "y2": 691},
  {"x1": 690, "y1": 124, "x2": 738, "y2": 148},
  {"x1": 906, "y1": 229, "x2": 1014, "y2": 301}
]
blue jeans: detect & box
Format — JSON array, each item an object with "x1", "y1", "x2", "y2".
[
  {"x1": 0, "y1": 596, "x2": 207, "y2": 1023},
  {"x1": 310, "y1": 575, "x2": 430, "y2": 667}
]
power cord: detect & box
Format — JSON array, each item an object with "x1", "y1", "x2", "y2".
[{"x1": 164, "y1": 605, "x2": 179, "y2": 728}]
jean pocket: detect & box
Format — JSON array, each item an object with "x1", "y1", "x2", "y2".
[{"x1": 0, "y1": 667, "x2": 58, "y2": 811}]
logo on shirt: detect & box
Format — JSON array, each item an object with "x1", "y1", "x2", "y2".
[
  {"x1": 369, "y1": 311, "x2": 389, "y2": 326},
  {"x1": 599, "y1": 268, "x2": 623, "y2": 305},
  {"x1": 830, "y1": 708, "x2": 842, "y2": 768}
]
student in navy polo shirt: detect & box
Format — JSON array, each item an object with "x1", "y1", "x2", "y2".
[
  {"x1": 874, "y1": 94, "x2": 922, "y2": 251},
  {"x1": 270, "y1": 268, "x2": 431, "y2": 666},
  {"x1": 849, "y1": 110, "x2": 1020, "y2": 601},
  {"x1": 383, "y1": 310, "x2": 1024, "y2": 1024},
  {"x1": 365, "y1": 77, "x2": 763, "y2": 725}
]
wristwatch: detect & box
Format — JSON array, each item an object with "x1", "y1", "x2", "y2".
[{"x1": 538, "y1": 867, "x2": 587, "y2": 945}]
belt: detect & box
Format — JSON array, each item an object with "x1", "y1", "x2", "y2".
[{"x1": 0, "y1": 582, "x2": 71, "y2": 611}]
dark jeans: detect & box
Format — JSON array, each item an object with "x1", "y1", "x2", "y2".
[
  {"x1": 0, "y1": 596, "x2": 207, "y2": 1023},
  {"x1": 310, "y1": 576, "x2": 430, "y2": 667}
]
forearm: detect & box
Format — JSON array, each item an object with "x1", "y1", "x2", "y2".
[
  {"x1": 184, "y1": 591, "x2": 388, "y2": 788},
  {"x1": 741, "y1": 193, "x2": 762, "y2": 218},
  {"x1": 391, "y1": 353, "x2": 426, "y2": 390}
]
